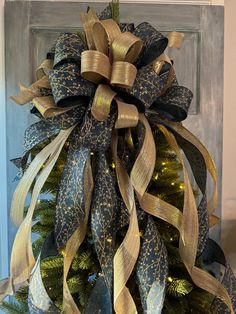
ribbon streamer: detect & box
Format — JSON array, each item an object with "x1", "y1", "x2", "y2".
[
  {"x1": 136, "y1": 216, "x2": 168, "y2": 313},
  {"x1": 91, "y1": 153, "x2": 117, "y2": 293}
]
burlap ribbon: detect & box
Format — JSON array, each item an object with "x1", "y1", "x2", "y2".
[{"x1": 1, "y1": 2, "x2": 235, "y2": 314}]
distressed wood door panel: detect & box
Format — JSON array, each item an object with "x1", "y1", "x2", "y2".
[{"x1": 5, "y1": 1, "x2": 224, "y2": 250}]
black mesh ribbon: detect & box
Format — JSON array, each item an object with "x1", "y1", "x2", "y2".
[{"x1": 6, "y1": 3, "x2": 235, "y2": 314}]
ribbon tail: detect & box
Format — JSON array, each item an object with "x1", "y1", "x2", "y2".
[
  {"x1": 28, "y1": 233, "x2": 60, "y2": 313},
  {"x1": 172, "y1": 129, "x2": 209, "y2": 255},
  {"x1": 11, "y1": 127, "x2": 75, "y2": 226},
  {"x1": 112, "y1": 132, "x2": 140, "y2": 314},
  {"x1": 85, "y1": 277, "x2": 113, "y2": 314},
  {"x1": 55, "y1": 132, "x2": 91, "y2": 249},
  {"x1": 167, "y1": 121, "x2": 218, "y2": 217},
  {"x1": 63, "y1": 155, "x2": 94, "y2": 314},
  {"x1": 158, "y1": 124, "x2": 234, "y2": 314},
  {"x1": 91, "y1": 152, "x2": 117, "y2": 293},
  {"x1": 0, "y1": 127, "x2": 74, "y2": 301},
  {"x1": 212, "y1": 263, "x2": 236, "y2": 313},
  {"x1": 136, "y1": 216, "x2": 168, "y2": 314}
]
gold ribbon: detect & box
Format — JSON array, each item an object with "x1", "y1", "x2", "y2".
[
  {"x1": 11, "y1": 59, "x2": 78, "y2": 119},
  {"x1": 112, "y1": 132, "x2": 140, "y2": 314},
  {"x1": 63, "y1": 157, "x2": 94, "y2": 314},
  {"x1": 112, "y1": 107, "x2": 233, "y2": 312},
  {"x1": 0, "y1": 126, "x2": 76, "y2": 301},
  {"x1": 157, "y1": 125, "x2": 233, "y2": 313},
  {"x1": 136, "y1": 122, "x2": 232, "y2": 312},
  {"x1": 80, "y1": 10, "x2": 143, "y2": 122},
  {"x1": 32, "y1": 96, "x2": 75, "y2": 118},
  {"x1": 80, "y1": 8, "x2": 99, "y2": 50},
  {"x1": 168, "y1": 121, "x2": 218, "y2": 219},
  {"x1": 168, "y1": 31, "x2": 185, "y2": 49}
]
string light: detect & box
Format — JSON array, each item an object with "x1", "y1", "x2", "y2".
[
  {"x1": 60, "y1": 249, "x2": 67, "y2": 257},
  {"x1": 179, "y1": 183, "x2": 185, "y2": 190},
  {"x1": 111, "y1": 162, "x2": 116, "y2": 169},
  {"x1": 106, "y1": 237, "x2": 112, "y2": 243},
  {"x1": 170, "y1": 237, "x2": 173, "y2": 241},
  {"x1": 162, "y1": 162, "x2": 166, "y2": 166},
  {"x1": 154, "y1": 173, "x2": 159, "y2": 180},
  {"x1": 90, "y1": 151, "x2": 94, "y2": 156},
  {"x1": 171, "y1": 182, "x2": 175, "y2": 186},
  {"x1": 139, "y1": 230, "x2": 144, "y2": 237},
  {"x1": 168, "y1": 276, "x2": 173, "y2": 283},
  {"x1": 105, "y1": 169, "x2": 109, "y2": 174}
]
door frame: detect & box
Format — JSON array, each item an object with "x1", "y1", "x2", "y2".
[{"x1": 0, "y1": 0, "x2": 8, "y2": 281}]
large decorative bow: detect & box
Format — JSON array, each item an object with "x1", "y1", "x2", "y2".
[{"x1": 0, "y1": 3, "x2": 235, "y2": 314}]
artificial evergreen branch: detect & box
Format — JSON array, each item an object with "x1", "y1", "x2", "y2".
[
  {"x1": 0, "y1": 300, "x2": 28, "y2": 314},
  {"x1": 111, "y1": 0, "x2": 120, "y2": 24},
  {"x1": 167, "y1": 278, "x2": 193, "y2": 297}
]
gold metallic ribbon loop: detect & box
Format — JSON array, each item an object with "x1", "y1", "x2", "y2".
[
  {"x1": 36, "y1": 59, "x2": 53, "y2": 80},
  {"x1": 111, "y1": 61, "x2": 137, "y2": 88},
  {"x1": 91, "y1": 84, "x2": 117, "y2": 121},
  {"x1": 93, "y1": 19, "x2": 121, "y2": 57},
  {"x1": 112, "y1": 32, "x2": 143, "y2": 63},
  {"x1": 11, "y1": 76, "x2": 51, "y2": 105},
  {"x1": 115, "y1": 100, "x2": 139, "y2": 129},
  {"x1": 32, "y1": 96, "x2": 74, "y2": 119},
  {"x1": 80, "y1": 8, "x2": 99, "y2": 50},
  {"x1": 153, "y1": 53, "x2": 172, "y2": 75},
  {"x1": 81, "y1": 50, "x2": 111, "y2": 84},
  {"x1": 168, "y1": 31, "x2": 185, "y2": 49}
]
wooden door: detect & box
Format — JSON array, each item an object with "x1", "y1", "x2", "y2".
[{"x1": 5, "y1": 1, "x2": 224, "y2": 250}]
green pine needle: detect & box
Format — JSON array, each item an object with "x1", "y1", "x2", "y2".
[
  {"x1": 0, "y1": 300, "x2": 28, "y2": 314},
  {"x1": 41, "y1": 256, "x2": 64, "y2": 271},
  {"x1": 111, "y1": 0, "x2": 120, "y2": 24},
  {"x1": 67, "y1": 275, "x2": 83, "y2": 294},
  {"x1": 167, "y1": 278, "x2": 193, "y2": 297},
  {"x1": 77, "y1": 251, "x2": 92, "y2": 270}
]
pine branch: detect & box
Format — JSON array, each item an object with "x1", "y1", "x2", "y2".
[
  {"x1": 32, "y1": 222, "x2": 53, "y2": 235},
  {"x1": 77, "y1": 251, "x2": 93, "y2": 270},
  {"x1": 67, "y1": 275, "x2": 83, "y2": 294},
  {"x1": 15, "y1": 286, "x2": 29, "y2": 302},
  {"x1": 41, "y1": 256, "x2": 64, "y2": 271},
  {"x1": 167, "y1": 278, "x2": 193, "y2": 297},
  {"x1": 111, "y1": 0, "x2": 120, "y2": 24},
  {"x1": 0, "y1": 300, "x2": 28, "y2": 314}
]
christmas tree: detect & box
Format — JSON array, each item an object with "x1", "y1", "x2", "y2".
[
  {"x1": 0, "y1": 131, "x2": 216, "y2": 313},
  {"x1": 1, "y1": 1, "x2": 235, "y2": 313}
]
